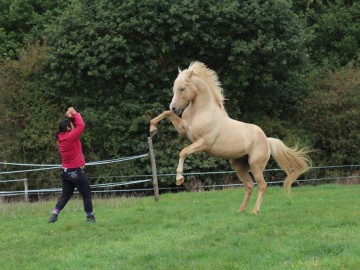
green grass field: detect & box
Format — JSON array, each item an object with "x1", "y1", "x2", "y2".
[{"x1": 1, "y1": 184, "x2": 359, "y2": 270}]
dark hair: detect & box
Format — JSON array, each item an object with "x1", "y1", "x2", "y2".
[{"x1": 56, "y1": 118, "x2": 72, "y2": 140}]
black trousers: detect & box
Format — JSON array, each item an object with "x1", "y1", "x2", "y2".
[{"x1": 55, "y1": 168, "x2": 93, "y2": 214}]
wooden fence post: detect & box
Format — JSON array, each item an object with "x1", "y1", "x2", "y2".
[
  {"x1": 148, "y1": 137, "x2": 160, "y2": 202},
  {"x1": 24, "y1": 178, "x2": 29, "y2": 202}
]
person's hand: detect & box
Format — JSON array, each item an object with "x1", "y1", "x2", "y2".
[{"x1": 66, "y1": 107, "x2": 77, "y2": 118}]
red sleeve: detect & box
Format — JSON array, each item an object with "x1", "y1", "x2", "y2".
[{"x1": 66, "y1": 113, "x2": 85, "y2": 141}]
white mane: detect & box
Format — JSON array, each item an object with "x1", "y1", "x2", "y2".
[{"x1": 187, "y1": 61, "x2": 225, "y2": 109}]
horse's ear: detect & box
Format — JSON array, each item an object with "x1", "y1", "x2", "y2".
[{"x1": 178, "y1": 66, "x2": 182, "y2": 73}]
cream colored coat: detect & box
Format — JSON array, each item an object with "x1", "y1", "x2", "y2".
[{"x1": 150, "y1": 61, "x2": 312, "y2": 214}]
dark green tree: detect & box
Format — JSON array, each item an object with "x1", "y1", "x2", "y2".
[
  {"x1": 43, "y1": 0, "x2": 311, "y2": 186},
  {"x1": 294, "y1": 0, "x2": 360, "y2": 68},
  {"x1": 0, "y1": 0, "x2": 69, "y2": 60},
  {"x1": 0, "y1": 0, "x2": 313, "y2": 190}
]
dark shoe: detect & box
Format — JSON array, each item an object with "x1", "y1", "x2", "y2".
[
  {"x1": 48, "y1": 213, "x2": 58, "y2": 223},
  {"x1": 86, "y1": 214, "x2": 96, "y2": 222}
]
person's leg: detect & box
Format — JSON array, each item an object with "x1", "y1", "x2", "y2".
[
  {"x1": 74, "y1": 169, "x2": 94, "y2": 221},
  {"x1": 55, "y1": 173, "x2": 76, "y2": 212},
  {"x1": 48, "y1": 171, "x2": 75, "y2": 223}
]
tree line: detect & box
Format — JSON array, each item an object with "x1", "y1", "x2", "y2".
[{"x1": 0, "y1": 0, "x2": 359, "y2": 192}]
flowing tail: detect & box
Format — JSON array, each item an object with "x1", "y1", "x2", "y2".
[{"x1": 268, "y1": 138, "x2": 312, "y2": 192}]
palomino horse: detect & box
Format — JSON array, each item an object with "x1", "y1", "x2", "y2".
[{"x1": 150, "y1": 61, "x2": 312, "y2": 214}]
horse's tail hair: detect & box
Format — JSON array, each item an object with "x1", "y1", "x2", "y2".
[{"x1": 268, "y1": 137, "x2": 312, "y2": 193}]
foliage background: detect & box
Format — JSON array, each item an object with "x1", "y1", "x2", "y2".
[{"x1": 0, "y1": 0, "x2": 359, "y2": 191}]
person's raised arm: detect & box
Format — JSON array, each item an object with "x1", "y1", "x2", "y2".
[{"x1": 66, "y1": 107, "x2": 85, "y2": 140}]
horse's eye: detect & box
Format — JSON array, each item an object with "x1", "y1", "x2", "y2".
[{"x1": 180, "y1": 87, "x2": 185, "y2": 92}]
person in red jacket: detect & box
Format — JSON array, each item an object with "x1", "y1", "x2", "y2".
[{"x1": 48, "y1": 107, "x2": 95, "y2": 223}]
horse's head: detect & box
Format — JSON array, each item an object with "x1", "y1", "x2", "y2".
[{"x1": 170, "y1": 68, "x2": 195, "y2": 115}]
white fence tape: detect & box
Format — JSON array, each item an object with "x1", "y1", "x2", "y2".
[
  {"x1": 0, "y1": 160, "x2": 359, "y2": 198},
  {"x1": 0, "y1": 154, "x2": 148, "y2": 175}
]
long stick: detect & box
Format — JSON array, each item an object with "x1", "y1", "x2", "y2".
[
  {"x1": 24, "y1": 178, "x2": 29, "y2": 202},
  {"x1": 148, "y1": 137, "x2": 160, "y2": 202}
]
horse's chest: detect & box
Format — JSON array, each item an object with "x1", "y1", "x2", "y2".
[
  {"x1": 181, "y1": 120, "x2": 194, "y2": 140},
  {"x1": 185, "y1": 126, "x2": 197, "y2": 142},
  {"x1": 182, "y1": 118, "x2": 209, "y2": 142}
]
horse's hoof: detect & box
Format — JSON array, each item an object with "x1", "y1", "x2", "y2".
[
  {"x1": 251, "y1": 209, "x2": 259, "y2": 215},
  {"x1": 150, "y1": 127, "x2": 158, "y2": 137},
  {"x1": 176, "y1": 177, "x2": 184, "y2": 186}
]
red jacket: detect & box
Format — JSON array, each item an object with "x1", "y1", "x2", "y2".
[{"x1": 57, "y1": 113, "x2": 86, "y2": 168}]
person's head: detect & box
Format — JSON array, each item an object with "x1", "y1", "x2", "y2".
[{"x1": 56, "y1": 118, "x2": 74, "y2": 139}]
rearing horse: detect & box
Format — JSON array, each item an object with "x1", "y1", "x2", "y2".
[{"x1": 150, "y1": 61, "x2": 312, "y2": 214}]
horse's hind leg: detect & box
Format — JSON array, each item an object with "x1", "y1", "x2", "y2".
[
  {"x1": 230, "y1": 159, "x2": 254, "y2": 212},
  {"x1": 249, "y1": 161, "x2": 268, "y2": 214}
]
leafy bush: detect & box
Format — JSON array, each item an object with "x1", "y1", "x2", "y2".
[{"x1": 299, "y1": 66, "x2": 360, "y2": 166}]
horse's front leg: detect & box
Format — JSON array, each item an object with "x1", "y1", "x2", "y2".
[
  {"x1": 176, "y1": 138, "x2": 207, "y2": 185},
  {"x1": 149, "y1": 110, "x2": 186, "y2": 137}
]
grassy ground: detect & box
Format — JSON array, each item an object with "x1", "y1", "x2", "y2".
[{"x1": 1, "y1": 185, "x2": 359, "y2": 270}]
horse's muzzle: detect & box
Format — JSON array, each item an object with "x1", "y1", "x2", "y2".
[{"x1": 171, "y1": 107, "x2": 183, "y2": 115}]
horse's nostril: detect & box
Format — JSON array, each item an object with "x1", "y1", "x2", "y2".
[{"x1": 171, "y1": 107, "x2": 176, "y2": 112}]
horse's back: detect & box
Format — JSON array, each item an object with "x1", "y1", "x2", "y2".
[{"x1": 206, "y1": 117, "x2": 270, "y2": 160}]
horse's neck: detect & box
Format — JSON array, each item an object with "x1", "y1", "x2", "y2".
[{"x1": 192, "y1": 80, "x2": 223, "y2": 113}]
